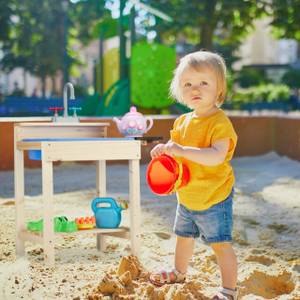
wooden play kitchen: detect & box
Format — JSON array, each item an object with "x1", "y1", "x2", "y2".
[{"x1": 14, "y1": 122, "x2": 142, "y2": 265}]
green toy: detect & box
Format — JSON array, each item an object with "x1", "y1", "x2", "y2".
[
  {"x1": 131, "y1": 42, "x2": 176, "y2": 109},
  {"x1": 27, "y1": 216, "x2": 77, "y2": 233}
]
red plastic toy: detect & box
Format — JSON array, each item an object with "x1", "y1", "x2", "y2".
[
  {"x1": 146, "y1": 154, "x2": 190, "y2": 195},
  {"x1": 75, "y1": 216, "x2": 95, "y2": 230}
]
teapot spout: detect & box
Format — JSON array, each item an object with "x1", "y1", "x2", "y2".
[{"x1": 113, "y1": 117, "x2": 121, "y2": 128}]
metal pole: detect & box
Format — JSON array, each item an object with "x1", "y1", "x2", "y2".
[
  {"x1": 63, "y1": 0, "x2": 69, "y2": 86},
  {"x1": 99, "y1": 30, "x2": 104, "y2": 96},
  {"x1": 119, "y1": 0, "x2": 127, "y2": 81},
  {"x1": 130, "y1": 6, "x2": 136, "y2": 46},
  {"x1": 129, "y1": 5, "x2": 136, "y2": 104},
  {"x1": 93, "y1": 59, "x2": 97, "y2": 94}
]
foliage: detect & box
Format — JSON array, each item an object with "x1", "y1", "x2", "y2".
[
  {"x1": 69, "y1": 0, "x2": 109, "y2": 45},
  {"x1": 282, "y1": 68, "x2": 300, "y2": 88},
  {"x1": 1, "y1": 0, "x2": 68, "y2": 96},
  {"x1": 9, "y1": 86, "x2": 25, "y2": 97},
  {"x1": 269, "y1": 0, "x2": 300, "y2": 41},
  {"x1": 231, "y1": 84, "x2": 290, "y2": 108},
  {"x1": 0, "y1": 0, "x2": 109, "y2": 96},
  {"x1": 92, "y1": 17, "x2": 119, "y2": 40},
  {"x1": 1, "y1": 0, "x2": 300, "y2": 107},
  {"x1": 0, "y1": 0, "x2": 16, "y2": 42},
  {"x1": 236, "y1": 68, "x2": 268, "y2": 88},
  {"x1": 144, "y1": 0, "x2": 267, "y2": 67},
  {"x1": 226, "y1": 70, "x2": 235, "y2": 97},
  {"x1": 74, "y1": 84, "x2": 88, "y2": 98}
]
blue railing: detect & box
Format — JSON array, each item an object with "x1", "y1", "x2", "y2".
[{"x1": 0, "y1": 96, "x2": 84, "y2": 117}]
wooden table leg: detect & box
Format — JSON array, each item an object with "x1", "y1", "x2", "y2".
[
  {"x1": 96, "y1": 160, "x2": 106, "y2": 251},
  {"x1": 42, "y1": 159, "x2": 55, "y2": 265},
  {"x1": 14, "y1": 147, "x2": 25, "y2": 257},
  {"x1": 129, "y1": 159, "x2": 141, "y2": 257}
]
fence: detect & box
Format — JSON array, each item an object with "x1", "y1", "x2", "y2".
[{"x1": 0, "y1": 96, "x2": 84, "y2": 117}]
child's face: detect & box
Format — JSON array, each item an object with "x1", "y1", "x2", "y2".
[{"x1": 180, "y1": 66, "x2": 219, "y2": 111}]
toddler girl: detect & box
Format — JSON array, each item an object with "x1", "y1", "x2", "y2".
[{"x1": 150, "y1": 50, "x2": 238, "y2": 300}]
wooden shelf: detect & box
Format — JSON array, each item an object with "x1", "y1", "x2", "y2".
[{"x1": 21, "y1": 227, "x2": 130, "y2": 244}]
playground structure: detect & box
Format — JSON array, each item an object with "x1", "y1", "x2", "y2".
[
  {"x1": 81, "y1": 0, "x2": 176, "y2": 117},
  {"x1": 0, "y1": 1, "x2": 176, "y2": 118}
]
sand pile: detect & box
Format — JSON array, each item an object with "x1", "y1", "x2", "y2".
[
  {"x1": 86, "y1": 253, "x2": 299, "y2": 300},
  {"x1": 0, "y1": 153, "x2": 300, "y2": 299},
  {"x1": 87, "y1": 255, "x2": 208, "y2": 300}
]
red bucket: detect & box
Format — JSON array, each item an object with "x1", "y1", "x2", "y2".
[{"x1": 146, "y1": 154, "x2": 190, "y2": 195}]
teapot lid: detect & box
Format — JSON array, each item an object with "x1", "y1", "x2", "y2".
[{"x1": 124, "y1": 106, "x2": 142, "y2": 117}]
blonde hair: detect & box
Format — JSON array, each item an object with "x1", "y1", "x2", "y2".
[{"x1": 170, "y1": 51, "x2": 227, "y2": 105}]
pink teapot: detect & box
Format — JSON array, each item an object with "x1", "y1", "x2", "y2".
[{"x1": 113, "y1": 106, "x2": 153, "y2": 137}]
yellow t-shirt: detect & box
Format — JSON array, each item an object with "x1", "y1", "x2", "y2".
[{"x1": 170, "y1": 109, "x2": 238, "y2": 211}]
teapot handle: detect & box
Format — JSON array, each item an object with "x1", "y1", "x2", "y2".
[
  {"x1": 91, "y1": 197, "x2": 120, "y2": 213},
  {"x1": 145, "y1": 117, "x2": 153, "y2": 133}
]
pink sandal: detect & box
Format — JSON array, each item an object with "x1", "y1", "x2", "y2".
[
  {"x1": 149, "y1": 269, "x2": 186, "y2": 287},
  {"x1": 212, "y1": 287, "x2": 238, "y2": 300}
]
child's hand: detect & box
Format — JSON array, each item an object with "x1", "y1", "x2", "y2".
[
  {"x1": 165, "y1": 141, "x2": 184, "y2": 157},
  {"x1": 150, "y1": 143, "x2": 166, "y2": 158}
]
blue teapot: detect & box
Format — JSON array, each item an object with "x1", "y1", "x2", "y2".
[{"x1": 91, "y1": 197, "x2": 124, "y2": 228}]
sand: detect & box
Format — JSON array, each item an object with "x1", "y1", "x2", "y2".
[{"x1": 0, "y1": 152, "x2": 299, "y2": 299}]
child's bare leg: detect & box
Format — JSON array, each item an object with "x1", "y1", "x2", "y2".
[
  {"x1": 149, "y1": 236, "x2": 193, "y2": 285},
  {"x1": 175, "y1": 236, "x2": 195, "y2": 274},
  {"x1": 211, "y1": 242, "x2": 237, "y2": 290}
]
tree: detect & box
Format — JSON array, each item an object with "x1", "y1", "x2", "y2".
[
  {"x1": 144, "y1": 0, "x2": 267, "y2": 67},
  {"x1": 1, "y1": 0, "x2": 67, "y2": 96},
  {"x1": 270, "y1": 0, "x2": 300, "y2": 40},
  {"x1": 1, "y1": 0, "x2": 110, "y2": 96},
  {"x1": 0, "y1": 0, "x2": 16, "y2": 43},
  {"x1": 69, "y1": 0, "x2": 109, "y2": 45},
  {"x1": 282, "y1": 68, "x2": 300, "y2": 88},
  {"x1": 269, "y1": 0, "x2": 300, "y2": 57}
]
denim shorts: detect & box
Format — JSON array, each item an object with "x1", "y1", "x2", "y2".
[{"x1": 173, "y1": 189, "x2": 234, "y2": 244}]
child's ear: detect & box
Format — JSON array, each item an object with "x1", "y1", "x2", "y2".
[
  {"x1": 216, "y1": 96, "x2": 223, "y2": 108},
  {"x1": 217, "y1": 91, "x2": 224, "y2": 106}
]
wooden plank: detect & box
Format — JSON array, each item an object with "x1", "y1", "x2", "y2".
[
  {"x1": 42, "y1": 159, "x2": 55, "y2": 266},
  {"x1": 96, "y1": 160, "x2": 107, "y2": 251},
  {"x1": 17, "y1": 141, "x2": 41, "y2": 150},
  {"x1": 101, "y1": 231, "x2": 130, "y2": 239},
  {"x1": 129, "y1": 159, "x2": 141, "y2": 257},
  {"x1": 96, "y1": 161, "x2": 106, "y2": 197},
  {"x1": 68, "y1": 227, "x2": 129, "y2": 235},
  {"x1": 15, "y1": 125, "x2": 107, "y2": 140},
  {"x1": 43, "y1": 140, "x2": 141, "y2": 161},
  {"x1": 16, "y1": 122, "x2": 110, "y2": 127},
  {"x1": 22, "y1": 227, "x2": 129, "y2": 236},
  {"x1": 14, "y1": 127, "x2": 25, "y2": 257},
  {"x1": 20, "y1": 230, "x2": 43, "y2": 245}
]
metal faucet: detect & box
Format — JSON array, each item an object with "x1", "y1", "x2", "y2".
[{"x1": 63, "y1": 82, "x2": 75, "y2": 118}]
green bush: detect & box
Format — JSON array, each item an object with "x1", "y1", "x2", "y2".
[
  {"x1": 74, "y1": 85, "x2": 88, "y2": 97},
  {"x1": 282, "y1": 68, "x2": 300, "y2": 89},
  {"x1": 236, "y1": 68, "x2": 267, "y2": 88},
  {"x1": 231, "y1": 84, "x2": 290, "y2": 108},
  {"x1": 226, "y1": 71, "x2": 235, "y2": 96}
]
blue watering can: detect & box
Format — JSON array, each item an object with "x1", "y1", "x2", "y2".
[{"x1": 91, "y1": 197, "x2": 124, "y2": 228}]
